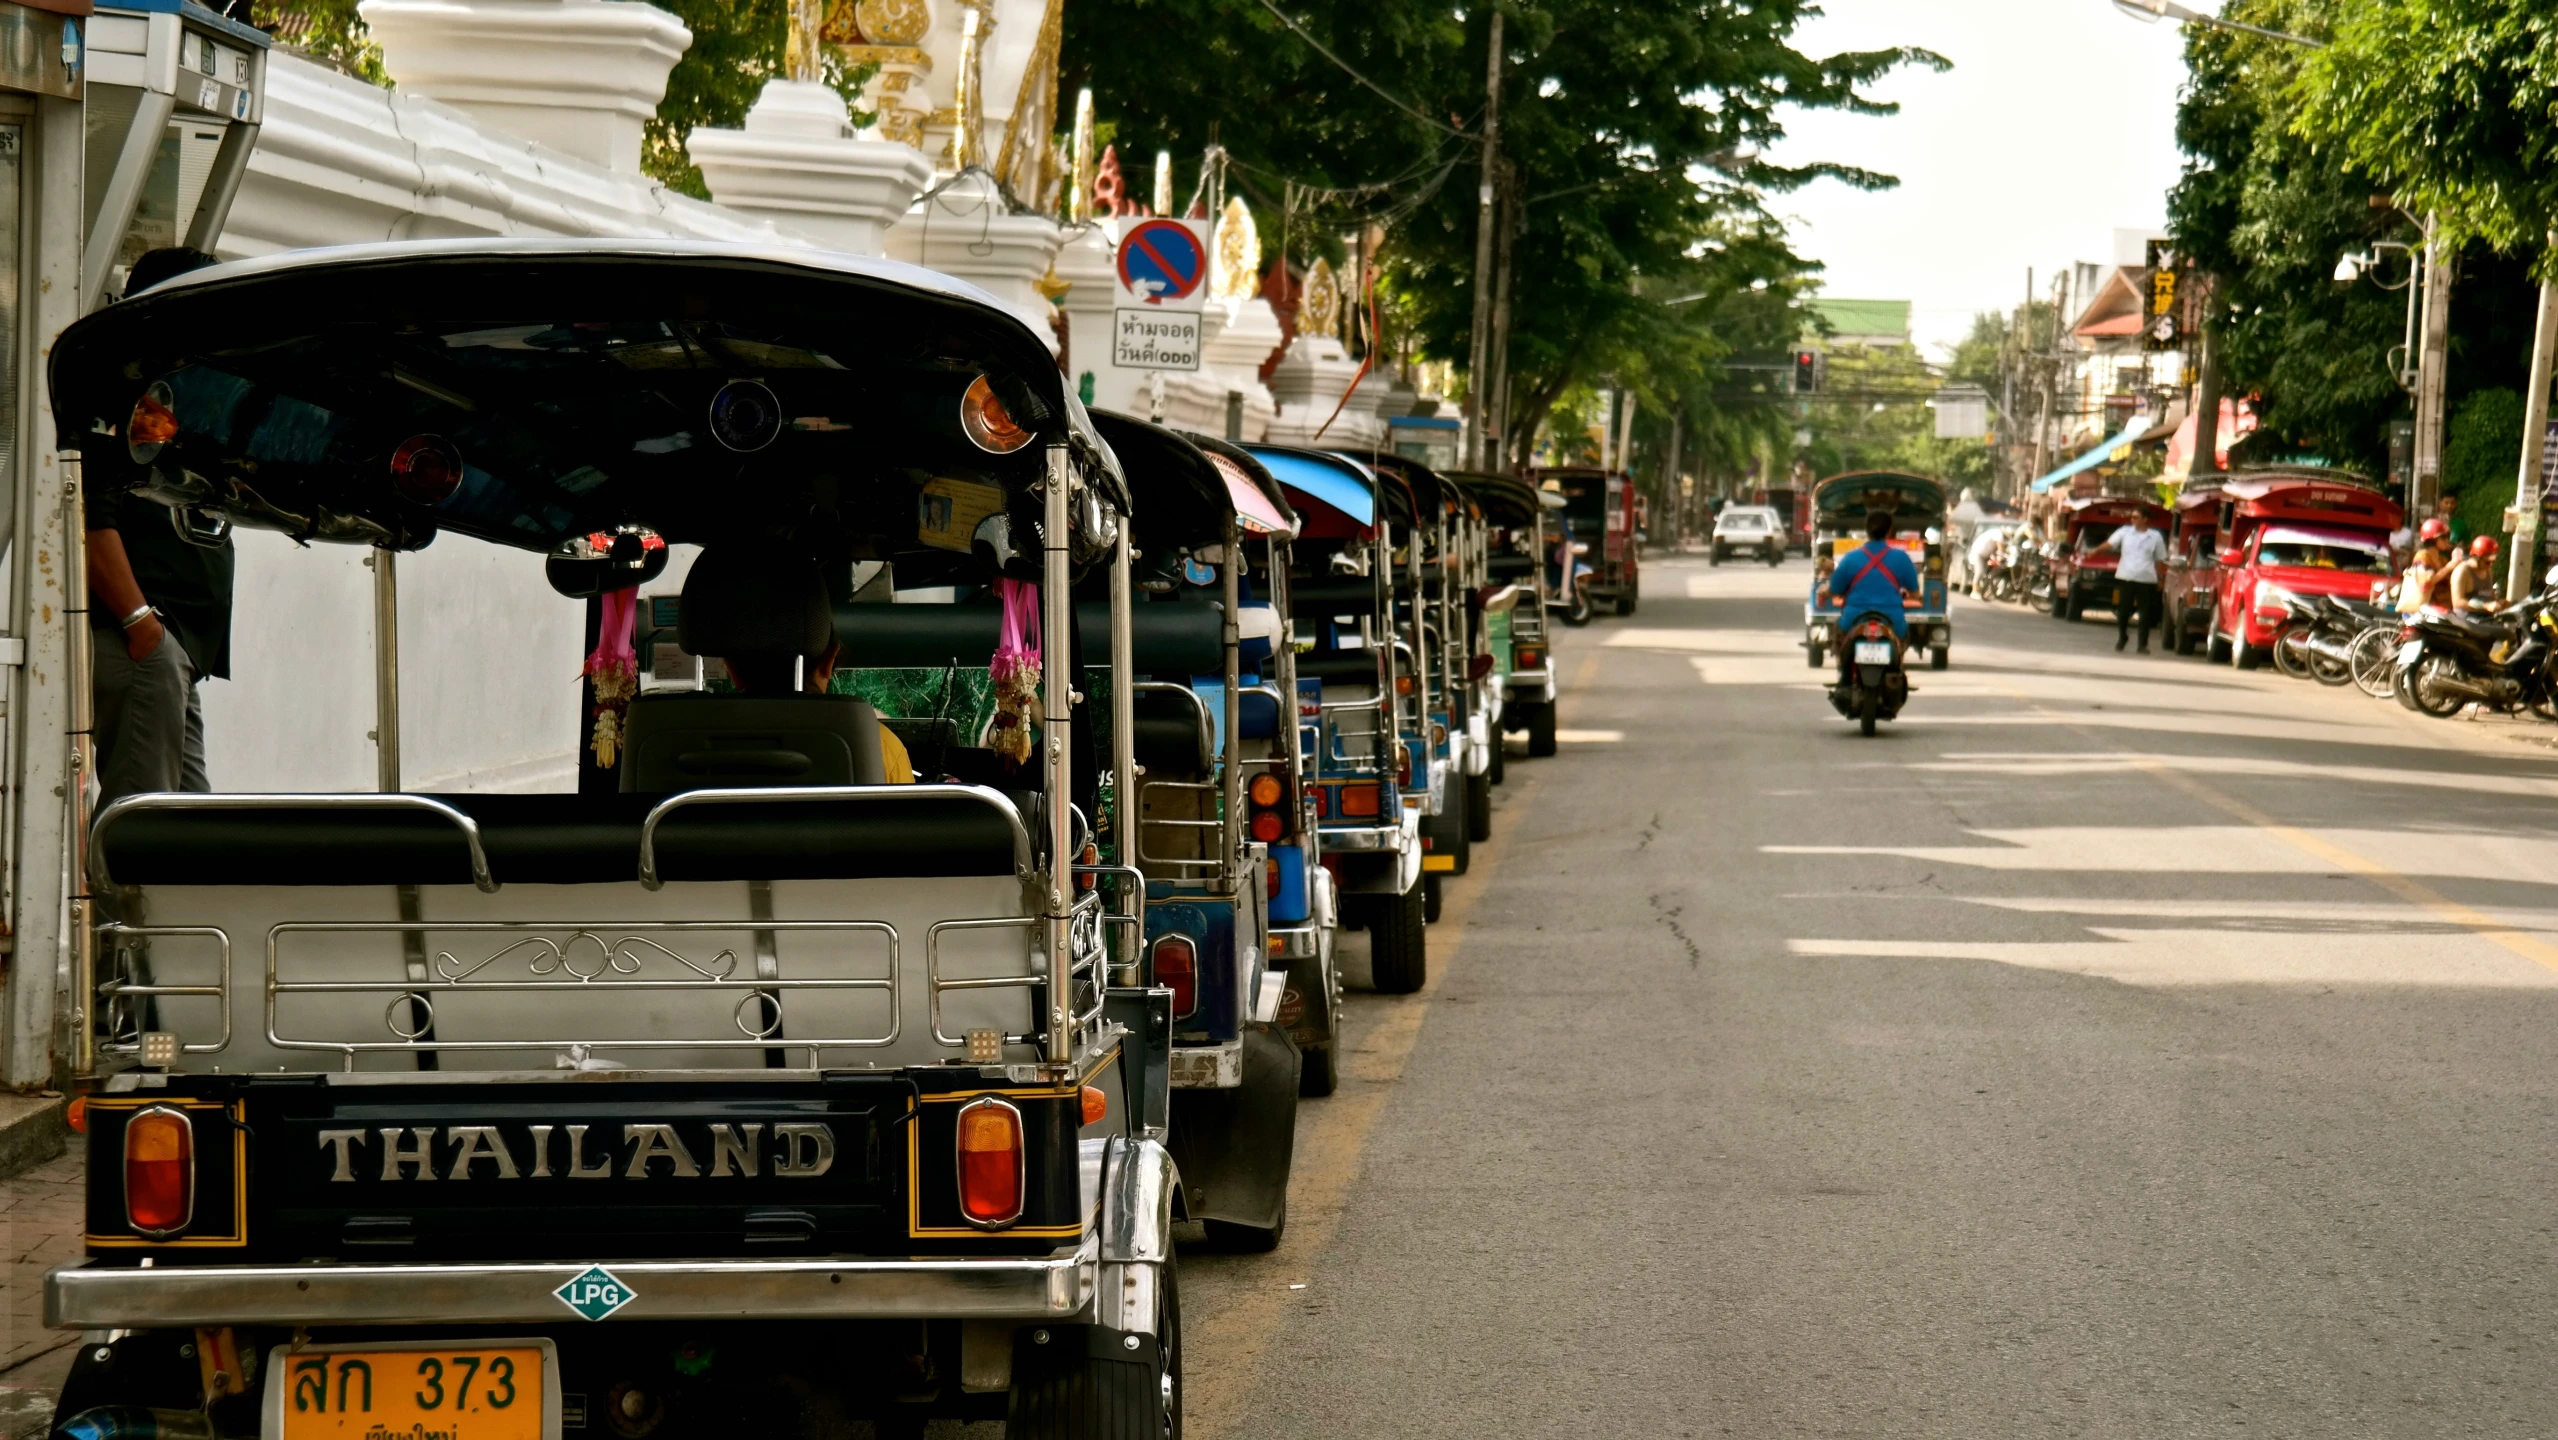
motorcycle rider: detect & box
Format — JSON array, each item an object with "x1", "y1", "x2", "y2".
[
  {"x1": 2396, "y1": 517, "x2": 2454, "y2": 613},
  {"x1": 1827, "y1": 508, "x2": 1917, "y2": 671},
  {"x1": 1967, "y1": 523, "x2": 2007, "y2": 596},
  {"x1": 2447, "y1": 534, "x2": 2503, "y2": 615}
]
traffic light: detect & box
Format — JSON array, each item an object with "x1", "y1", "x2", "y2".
[{"x1": 1792, "y1": 349, "x2": 1821, "y2": 394}]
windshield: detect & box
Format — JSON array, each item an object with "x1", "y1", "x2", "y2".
[
  {"x1": 2256, "y1": 535, "x2": 2391, "y2": 573},
  {"x1": 1722, "y1": 511, "x2": 1771, "y2": 530}
]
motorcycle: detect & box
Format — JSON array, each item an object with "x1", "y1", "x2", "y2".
[
  {"x1": 1828, "y1": 611, "x2": 1910, "y2": 736},
  {"x1": 2391, "y1": 584, "x2": 2558, "y2": 719},
  {"x1": 1551, "y1": 539, "x2": 1597, "y2": 627},
  {"x1": 2271, "y1": 593, "x2": 2389, "y2": 687},
  {"x1": 2016, "y1": 541, "x2": 2057, "y2": 611}
]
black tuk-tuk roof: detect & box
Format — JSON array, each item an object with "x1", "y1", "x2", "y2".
[
  {"x1": 50, "y1": 238, "x2": 1125, "y2": 569},
  {"x1": 1089, "y1": 411, "x2": 1297, "y2": 558},
  {"x1": 1447, "y1": 471, "x2": 1541, "y2": 528}
]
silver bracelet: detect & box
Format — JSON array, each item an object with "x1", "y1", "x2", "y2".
[{"x1": 117, "y1": 603, "x2": 154, "y2": 630}]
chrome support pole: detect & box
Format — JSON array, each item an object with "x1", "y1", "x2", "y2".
[
  {"x1": 1220, "y1": 519, "x2": 1241, "y2": 891},
  {"x1": 1041, "y1": 444, "x2": 1076, "y2": 1066},
  {"x1": 371, "y1": 549, "x2": 400, "y2": 793},
  {"x1": 62, "y1": 456, "x2": 92, "y2": 1079},
  {"x1": 1107, "y1": 521, "x2": 1139, "y2": 985}
]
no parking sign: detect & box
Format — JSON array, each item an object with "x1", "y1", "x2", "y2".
[{"x1": 1113, "y1": 217, "x2": 1209, "y2": 371}]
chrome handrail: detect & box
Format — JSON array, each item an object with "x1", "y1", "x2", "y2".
[
  {"x1": 90, "y1": 792, "x2": 500, "y2": 894},
  {"x1": 265, "y1": 918, "x2": 901, "y2": 1069},
  {"x1": 96, "y1": 923, "x2": 232, "y2": 1055},
  {"x1": 639, "y1": 784, "x2": 1033, "y2": 890},
  {"x1": 1131, "y1": 682, "x2": 1216, "y2": 769}
]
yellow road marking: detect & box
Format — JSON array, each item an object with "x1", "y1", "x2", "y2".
[{"x1": 1184, "y1": 643, "x2": 1592, "y2": 1436}]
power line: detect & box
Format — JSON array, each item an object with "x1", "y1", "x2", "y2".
[{"x1": 1250, "y1": 0, "x2": 1470, "y2": 138}]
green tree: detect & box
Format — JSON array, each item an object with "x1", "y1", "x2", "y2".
[
  {"x1": 643, "y1": 1, "x2": 873, "y2": 199},
  {"x1": 2293, "y1": 0, "x2": 2558, "y2": 269},
  {"x1": 2442, "y1": 386, "x2": 2524, "y2": 540},
  {"x1": 249, "y1": 1, "x2": 387, "y2": 83}
]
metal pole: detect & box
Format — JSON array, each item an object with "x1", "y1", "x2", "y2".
[
  {"x1": 2414, "y1": 218, "x2": 2454, "y2": 517},
  {"x1": 1041, "y1": 444, "x2": 1075, "y2": 1066},
  {"x1": 371, "y1": 549, "x2": 401, "y2": 793},
  {"x1": 1488, "y1": 172, "x2": 1517, "y2": 472},
  {"x1": 2506, "y1": 259, "x2": 2558, "y2": 604},
  {"x1": 61, "y1": 457, "x2": 92, "y2": 1080},
  {"x1": 2190, "y1": 303, "x2": 2222, "y2": 482},
  {"x1": 1219, "y1": 518, "x2": 1241, "y2": 892},
  {"x1": 1107, "y1": 521, "x2": 1138, "y2": 985},
  {"x1": 1462, "y1": 6, "x2": 1503, "y2": 470}
]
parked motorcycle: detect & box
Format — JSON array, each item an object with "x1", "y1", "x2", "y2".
[
  {"x1": 2391, "y1": 583, "x2": 2558, "y2": 719},
  {"x1": 2271, "y1": 593, "x2": 2389, "y2": 687},
  {"x1": 1828, "y1": 611, "x2": 1910, "y2": 736},
  {"x1": 2016, "y1": 541, "x2": 2057, "y2": 612}
]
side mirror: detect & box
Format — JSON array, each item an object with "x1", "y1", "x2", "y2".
[
  {"x1": 2219, "y1": 548, "x2": 2245, "y2": 565},
  {"x1": 546, "y1": 524, "x2": 669, "y2": 598}
]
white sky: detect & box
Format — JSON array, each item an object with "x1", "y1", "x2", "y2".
[{"x1": 1763, "y1": 0, "x2": 2196, "y2": 361}]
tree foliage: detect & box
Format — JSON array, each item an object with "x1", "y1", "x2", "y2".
[
  {"x1": 1063, "y1": 0, "x2": 1940, "y2": 470},
  {"x1": 2293, "y1": 0, "x2": 2558, "y2": 269},
  {"x1": 643, "y1": 1, "x2": 874, "y2": 200}
]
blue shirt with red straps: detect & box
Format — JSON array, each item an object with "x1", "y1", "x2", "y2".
[{"x1": 1827, "y1": 539, "x2": 1919, "y2": 638}]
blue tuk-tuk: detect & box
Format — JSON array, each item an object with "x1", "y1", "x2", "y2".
[{"x1": 1804, "y1": 470, "x2": 1953, "y2": 670}]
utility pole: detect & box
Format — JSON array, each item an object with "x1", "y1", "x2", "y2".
[
  {"x1": 1487, "y1": 171, "x2": 1518, "y2": 471},
  {"x1": 2413, "y1": 217, "x2": 2453, "y2": 516},
  {"x1": 1462, "y1": 5, "x2": 1504, "y2": 471},
  {"x1": 2506, "y1": 249, "x2": 2558, "y2": 603},
  {"x1": 2190, "y1": 291, "x2": 2222, "y2": 482}
]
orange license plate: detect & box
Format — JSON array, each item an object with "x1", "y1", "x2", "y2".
[{"x1": 268, "y1": 1341, "x2": 553, "y2": 1440}]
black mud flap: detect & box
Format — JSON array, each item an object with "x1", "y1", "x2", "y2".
[{"x1": 1164, "y1": 1026, "x2": 1301, "y2": 1229}]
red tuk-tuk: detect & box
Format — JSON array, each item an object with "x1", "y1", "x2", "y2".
[
  {"x1": 2162, "y1": 477, "x2": 2227, "y2": 654},
  {"x1": 2048, "y1": 495, "x2": 2173, "y2": 621},
  {"x1": 1535, "y1": 466, "x2": 1643, "y2": 615},
  {"x1": 2200, "y1": 470, "x2": 2401, "y2": 667}
]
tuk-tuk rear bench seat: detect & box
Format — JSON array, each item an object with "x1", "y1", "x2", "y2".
[{"x1": 95, "y1": 789, "x2": 1031, "y2": 888}]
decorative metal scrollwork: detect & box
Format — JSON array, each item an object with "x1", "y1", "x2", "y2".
[{"x1": 432, "y1": 933, "x2": 742, "y2": 985}]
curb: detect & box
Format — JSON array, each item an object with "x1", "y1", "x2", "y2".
[{"x1": 0, "y1": 1093, "x2": 67, "y2": 1182}]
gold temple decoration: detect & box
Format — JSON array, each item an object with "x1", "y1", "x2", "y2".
[
  {"x1": 991, "y1": 0, "x2": 1063, "y2": 201},
  {"x1": 852, "y1": 0, "x2": 928, "y2": 45},
  {"x1": 785, "y1": 0, "x2": 824, "y2": 82},
  {"x1": 1033, "y1": 261, "x2": 1070, "y2": 305},
  {"x1": 1212, "y1": 196, "x2": 1260, "y2": 310},
  {"x1": 945, "y1": 0, "x2": 991, "y2": 172},
  {"x1": 1299, "y1": 258, "x2": 1342, "y2": 342},
  {"x1": 1069, "y1": 89, "x2": 1096, "y2": 224}
]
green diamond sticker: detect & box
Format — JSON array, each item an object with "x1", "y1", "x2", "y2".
[{"x1": 554, "y1": 1265, "x2": 635, "y2": 1321}]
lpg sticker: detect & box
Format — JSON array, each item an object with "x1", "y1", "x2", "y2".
[{"x1": 554, "y1": 1264, "x2": 636, "y2": 1321}]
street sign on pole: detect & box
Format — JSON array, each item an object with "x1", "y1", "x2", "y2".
[{"x1": 1113, "y1": 217, "x2": 1208, "y2": 371}]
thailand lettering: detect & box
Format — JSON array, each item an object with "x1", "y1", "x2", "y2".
[
  {"x1": 1112, "y1": 308, "x2": 1201, "y2": 370},
  {"x1": 314, "y1": 1121, "x2": 834, "y2": 1181}
]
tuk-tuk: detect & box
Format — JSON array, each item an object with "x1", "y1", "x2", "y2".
[
  {"x1": 1086, "y1": 413, "x2": 1312, "y2": 1231},
  {"x1": 1452, "y1": 471, "x2": 1557, "y2": 761},
  {"x1": 2196, "y1": 468, "x2": 2400, "y2": 667},
  {"x1": 1531, "y1": 465, "x2": 1642, "y2": 615},
  {"x1": 2164, "y1": 476, "x2": 2228, "y2": 655},
  {"x1": 2048, "y1": 494, "x2": 2172, "y2": 622},
  {"x1": 1246, "y1": 445, "x2": 1430, "y2": 993},
  {"x1": 44, "y1": 239, "x2": 1184, "y2": 1438},
  {"x1": 1805, "y1": 471, "x2": 1952, "y2": 670},
  {"x1": 1364, "y1": 454, "x2": 1490, "y2": 912}
]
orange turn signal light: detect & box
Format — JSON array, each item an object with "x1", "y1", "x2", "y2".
[
  {"x1": 1339, "y1": 783, "x2": 1382, "y2": 818},
  {"x1": 954, "y1": 1097, "x2": 1025, "y2": 1228},
  {"x1": 126, "y1": 381, "x2": 179, "y2": 464},
  {"x1": 1080, "y1": 1085, "x2": 1107, "y2": 1126},
  {"x1": 1249, "y1": 773, "x2": 1284, "y2": 807},
  {"x1": 123, "y1": 1106, "x2": 194, "y2": 1237},
  {"x1": 960, "y1": 374, "x2": 1034, "y2": 455}
]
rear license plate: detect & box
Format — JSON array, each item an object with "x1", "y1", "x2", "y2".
[
  {"x1": 1853, "y1": 642, "x2": 1894, "y2": 664},
  {"x1": 2397, "y1": 639, "x2": 2424, "y2": 664},
  {"x1": 267, "y1": 1340, "x2": 557, "y2": 1440}
]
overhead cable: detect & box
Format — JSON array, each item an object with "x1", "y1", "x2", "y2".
[{"x1": 1250, "y1": 0, "x2": 1470, "y2": 138}]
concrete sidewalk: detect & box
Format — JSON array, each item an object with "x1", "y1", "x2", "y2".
[{"x1": 0, "y1": 1148, "x2": 85, "y2": 1438}]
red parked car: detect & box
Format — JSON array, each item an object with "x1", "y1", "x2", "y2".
[
  {"x1": 2199, "y1": 471, "x2": 2402, "y2": 667},
  {"x1": 2162, "y1": 478, "x2": 2227, "y2": 655},
  {"x1": 2048, "y1": 495, "x2": 2173, "y2": 621}
]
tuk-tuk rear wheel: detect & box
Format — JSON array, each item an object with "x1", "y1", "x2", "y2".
[
  {"x1": 1930, "y1": 646, "x2": 1948, "y2": 671},
  {"x1": 1367, "y1": 881, "x2": 1428, "y2": 994},
  {"x1": 1488, "y1": 735, "x2": 1506, "y2": 785},
  {"x1": 1524, "y1": 703, "x2": 1558, "y2": 758},
  {"x1": 1467, "y1": 771, "x2": 1493, "y2": 842},
  {"x1": 1423, "y1": 874, "x2": 1443, "y2": 924},
  {"x1": 1005, "y1": 1253, "x2": 1180, "y2": 1440}
]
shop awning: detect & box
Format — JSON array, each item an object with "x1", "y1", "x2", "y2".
[{"x1": 2029, "y1": 418, "x2": 2151, "y2": 492}]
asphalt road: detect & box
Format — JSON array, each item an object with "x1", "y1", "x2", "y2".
[{"x1": 1166, "y1": 555, "x2": 2558, "y2": 1439}]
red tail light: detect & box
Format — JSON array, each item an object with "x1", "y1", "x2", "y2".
[
  {"x1": 1251, "y1": 810, "x2": 1284, "y2": 842},
  {"x1": 1152, "y1": 933, "x2": 1199, "y2": 1018},
  {"x1": 1516, "y1": 646, "x2": 1543, "y2": 669},
  {"x1": 1339, "y1": 783, "x2": 1381, "y2": 818},
  {"x1": 123, "y1": 1106, "x2": 194, "y2": 1237},
  {"x1": 953, "y1": 1097, "x2": 1024, "y2": 1228}
]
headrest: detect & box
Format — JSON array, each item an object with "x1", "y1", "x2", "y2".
[{"x1": 679, "y1": 548, "x2": 834, "y2": 659}]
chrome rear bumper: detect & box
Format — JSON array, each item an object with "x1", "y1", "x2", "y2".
[{"x1": 48, "y1": 1236, "x2": 1097, "y2": 1329}]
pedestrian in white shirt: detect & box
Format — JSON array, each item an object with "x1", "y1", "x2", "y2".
[{"x1": 2089, "y1": 510, "x2": 2169, "y2": 653}]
